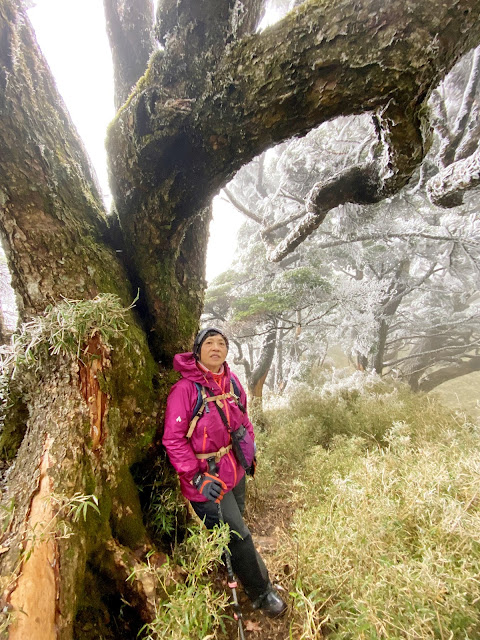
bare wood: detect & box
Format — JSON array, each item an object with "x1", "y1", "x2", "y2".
[{"x1": 8, "y1": 436, "x2": 56, "y2": 640}]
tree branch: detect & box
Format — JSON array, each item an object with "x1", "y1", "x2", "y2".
[
  {"x1": 444, "y1": 46, "x2": 480, "y2": 166},
  {"x1": 426, "y1": 145, "x2": 480, "y2": 207},
  {"x1": 416, "y1": 354, "x2": 480, "y2": 392},
  {"x1": 385, "y1": 338, "x2": 480, "y2": 368},
  {"x1": 267, "y1": 163, "x2": 380, "y2": 261},
  {"x1": 222, "y1": 188, "x2": 263, "y2": 224},
  {"x1": 231, "y1": 337, "x2": 252, "y2": 378},
  {"x1": 430, "y1": 88, "x2": 451, "y2": 164},
  {"x1": 103, "y1": 0, "x2": 156, "y2": 110}
]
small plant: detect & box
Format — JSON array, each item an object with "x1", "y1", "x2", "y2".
[
  {"x1": 0, "y1": 498, "x2": 15, "y2": 536},
  {"x1": 133, "y1": 457, "x2": 187, "y2": 544},
  {"x1": 0, "y1": 293, "x2": 137, "y2": 380},
  {"x1": 54, "y1": 492, "x2": 101, "y2": 524},
  {"x1": 147, "y1": 485, "x2": 183, "y2": 539},
  {"x1": 133, "y1": 524, "x2": 230, "y2": 640},
  {"x1": 22, "y1": 493, "x2": 101, "y2": 552},
  {"x1": 0, "y1": 605, "x2": 17, "y2": 639}
]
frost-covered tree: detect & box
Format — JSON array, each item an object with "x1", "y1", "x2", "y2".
[
  {"x1": 1, "y1": 0, "x2": 480, "y2": 635},
  {"x1": 219, "y1": 73, "x2": 480, "y2": 391},
  {"x1": 204, "y1": 231, "x2": 333, "y2": 402},
  {"x1": 320, "y1": 200, "x2": 480, "y2": 387}
]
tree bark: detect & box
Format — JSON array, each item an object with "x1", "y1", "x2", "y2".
[{"x1": 103, "y1": 0, "x2": 156, "y2": 110}]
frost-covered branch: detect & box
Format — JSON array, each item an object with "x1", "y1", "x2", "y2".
[
  {"x1": 222, "y1": 188, "x2": 263, "y2": 224},
  {"x1": 427, "y1": 145, "x2": 480, "y2": 207},
  {"x1": 267, "y1": 163, "x2": 380, "y2": 261},
  {"x1": 440, "y1": 46, "x2": 480, "y2": 167},
  {"x1": 385, "y1": 337, "x2": 480, "y2": 368},
  {"x1": 267, "y1": 99, "x2": 430, "y2": 262}
]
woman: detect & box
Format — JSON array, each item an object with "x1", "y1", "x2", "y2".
[{"x1": 163, "y1": 327, "x2": 286, "y2": 617}]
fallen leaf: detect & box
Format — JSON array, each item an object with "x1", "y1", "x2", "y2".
[{"x1": 245, "y1": 619, "x2": 262, "y2": 632}]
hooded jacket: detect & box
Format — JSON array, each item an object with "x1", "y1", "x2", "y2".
[{"x1": 163, "y1": 352, "x2": 255, "y2": 502}]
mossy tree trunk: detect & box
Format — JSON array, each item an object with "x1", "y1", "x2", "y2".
[
  {"x1": 1, "y1": 0, "x2": 480, "y2": 637},
  {"x1": 0, "y1": 3, "x2": 162, "y2": 638}
]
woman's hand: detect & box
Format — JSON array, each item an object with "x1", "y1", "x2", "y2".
[{"x1": 192, "y1": 472, "x2": 227, "y2": 503}]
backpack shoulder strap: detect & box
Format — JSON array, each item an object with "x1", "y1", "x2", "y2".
[
  {"x1": 187, "y1": 377, "x2": 246, "y2": 439},
  {"x1": 186, "y1": 383, "x2": 208, "y2": 439},
  {"x1": 191, "y1": 382, "x2": 204, "y2": 419},
  {"x1": 230, "y1": 376, "x2": 246, "y2": 413}
]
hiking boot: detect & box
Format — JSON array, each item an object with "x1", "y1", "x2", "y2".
[{"x1": 253, "y1": 587, "x2": 287, "y2": 618}]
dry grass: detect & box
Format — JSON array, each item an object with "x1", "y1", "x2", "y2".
[{"x1": 256, "y1": 384, "x2": 480, "y2": 639}]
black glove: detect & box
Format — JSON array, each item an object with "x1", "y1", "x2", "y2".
[
  {"x1": 192, "y1": 472, "x2": 227, "y2": 503},
  {"x1": 247, "y1": 456, "x2": 257, "y2": 477}
]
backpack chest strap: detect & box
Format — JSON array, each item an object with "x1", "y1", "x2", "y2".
[{"x1": 186, "y1": 383, "x2": 242, "y2": 439}]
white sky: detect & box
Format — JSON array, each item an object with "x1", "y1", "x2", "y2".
[{"x1": 28, "y1": 0, "x2": 243, "y2": 283}]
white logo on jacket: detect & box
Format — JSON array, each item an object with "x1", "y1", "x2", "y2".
[{"x1": 176, "y1": 416, "x2": 182, "y2": 422}]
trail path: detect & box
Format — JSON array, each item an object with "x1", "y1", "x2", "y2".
[{"x1": 219, "y1": 485, "x2": 298, "y2": 640}]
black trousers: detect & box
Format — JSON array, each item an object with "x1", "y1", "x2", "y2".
[{"x1": 190, "y1": 476, "x2": 270, "y2": 601}]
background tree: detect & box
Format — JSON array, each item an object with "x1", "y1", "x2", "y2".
[
  {"x1": 215, "y1": 56, "x2": 480, "y2": 396},
  {"x1": 1, "y1": 0, "x2": 480, "y2": 636},
  {"x1": 203, "y1": 238, "x2": 333, "y2": 404}
]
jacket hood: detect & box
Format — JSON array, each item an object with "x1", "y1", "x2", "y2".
[{"x1": 173, "y1": 352, "x2": 231, "y2": 387}]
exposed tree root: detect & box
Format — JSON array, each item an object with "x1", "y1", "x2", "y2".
[{"x1": 94, "y1": 537, "x2": 167, "y2": 623}]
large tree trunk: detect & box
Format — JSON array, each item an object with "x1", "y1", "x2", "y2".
[
  {"x1": 0, "y1": 3, "x2": 162, "y2": 637},
  {"x1": 1, "y1": 0, "x2": 480, "y2": 637}
]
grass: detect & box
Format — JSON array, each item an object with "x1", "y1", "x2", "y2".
[
  {"x1": 255, "y1": 379, "x2": 480, "y2": 639},
  {"x1": 136, "y1": 525, "x2": 230, "y2": 640}
]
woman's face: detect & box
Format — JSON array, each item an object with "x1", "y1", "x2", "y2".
[{"x1": 199, "y1": 334, "x2": 228, "y2": 373}]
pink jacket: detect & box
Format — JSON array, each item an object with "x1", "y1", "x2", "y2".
[{"x1": 163, "y1": 352, "x2": 255, "y2": 502}]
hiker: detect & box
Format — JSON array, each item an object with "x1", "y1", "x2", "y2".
[{"x1": 163, "y1": 327, "x2": 287, "y2": 617}]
